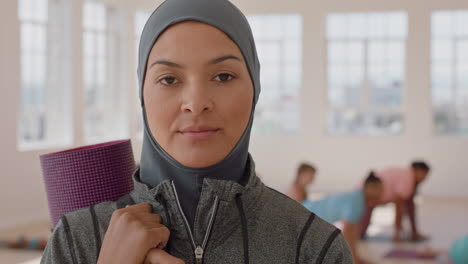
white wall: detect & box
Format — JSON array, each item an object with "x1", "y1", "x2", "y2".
[{"x1": 1, "y1": 0, "x2": 467, "y2": 230}]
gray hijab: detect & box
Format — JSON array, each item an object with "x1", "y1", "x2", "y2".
[{"x1": 138, "y1": 0, "x2": 261, "y2": 226}]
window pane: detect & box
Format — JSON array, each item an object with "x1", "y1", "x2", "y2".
[
  {"x1": 432, "y1": 39, "x2": 453, "y2": 61},
  {"x1": 328, "y1": 41, "x2": 346, "y2": 63},
  {"x1": 346, "y1": 41, "x2": 364, "y2": 64},
  {"x1": 96, "y1": 33, "x2": 106, "y2": 57},
  {"x1": 369, "y1": 40, "x2": 405, "y2": 64},
  {"x1": 35, "y1": 0, "x2": 48, "y2": 22},
  {"x1": 432, "y1": 63, "x2": 453, "y2": 89},
  {"x1": 328, "y1": 64, "x2": 346, "y2": 88},
  {"x1": 83, "y1": 0, "x2": 127, "y2": 142},
  {"x1": 83, "y1": 31, "x2": 94, "y2": 55},
  {"x1": 18, "y1": 0, "x2": 32, "y2": 20},
  {"x1": 431, "y1": 10, "x2": 468, "y2": 135},
  {"x1": 457, "y1": 40, "x2": 468, "y2": 61},
  {"x1": 456, "y1": 89, "x2": 468, "y2": 108},
  {"x1": 283, "y1": 65, "x2": 301, "y2": 95},
  {"x1": 283, "y1": 14, "x2": 302, "y2": 38},
  {"x1": 369, "y1": 64, "x2": 403, "y2": 106},
  {"x1": 345, "y1": 64, "x2": 362, "y2": 107},
  {"x1": 368, "y1": 40, "x2": 385, "y2": 64},
  {"x1": 455, "y1": 11, "x2": 468, "y2": 37},
  {"x1": 347, "y1": 13, "x2": 366, "y2": 39},
  {"x1": 457, "y1": 61, "x2": 468, "y2": 82},
  {"x1": 33, "y1": 24, "x2": 47, "y2": 53},
  {"x1": 387, "y1": 41, "x2": 405, "y2": 63},
  {"x1": 328, "y1": 111, "x2": 403, "y2": 135},
  {"x1": 368, "y1": 13, "x2": 385, "y2": 38},
  {"x1": 327, "y1": 14, "x2": 346, "y2": 39},
  {"x1": 248, "y1": 14, "x2": 302, "y2": 134},
  {"x1": 284, "y1": 41, "x2": 301, "y2": 64},
  {"x1": 327, "y1": 11, "x2": 407, "y2": 135},
  {"x1": 257, "y1": 41, "x2": 281, "y2": 64},
  {"x1": 328, "y1": 87, "x2": 345, "y2": 107},
  {"x1": 432, "y1": 88, "x2": 453, "y2": 106},
  {"x1": 19, "y1": 0, "x2": 48, "y2": 22},
  {"x1": 387, "y1": 12, "x2": 408, "y2": 38},
  {"x1": 432, "y1": 12, "x2": 453, "y2": 38},
  {"x1": 83, "y1": 1, "x2": 106, "y2": 30},
  {"x1": 21, "y1": 23, "x2": 32, "y2": 51},
  {"x1": 18, "y1": 0, "x2": 74, "y2": 148}
]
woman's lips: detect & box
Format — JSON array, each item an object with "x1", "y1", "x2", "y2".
[{"x1": 179, "y1": 127, "x2": 221, "y2": 140}]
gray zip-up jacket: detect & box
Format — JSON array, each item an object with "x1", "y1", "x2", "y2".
[{"x1": 41, "y1": 157, "x2": 353, "y2": 264}]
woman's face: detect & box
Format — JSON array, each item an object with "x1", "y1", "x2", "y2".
[{"x1": 143, "y1": 21, "x2": 254, "y2": 168}]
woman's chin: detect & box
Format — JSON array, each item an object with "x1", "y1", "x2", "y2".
[{"x1": 173, "y1": 151, "x2": 228, "y2": 169}]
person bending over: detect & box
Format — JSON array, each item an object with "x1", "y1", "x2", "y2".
[
  {"x1": 302, "y1": 172, "x2": 383, "y2": 264},
  {"x1": 360, "y1": 161, "x2": 430, "y2": 242}
]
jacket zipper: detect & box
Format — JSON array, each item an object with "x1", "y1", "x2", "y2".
[{"x1": 171, "y1": 181, "x2": 220, "y2": 264}]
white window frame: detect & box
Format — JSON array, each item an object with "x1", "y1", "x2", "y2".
[
  {"x1": 82, "y1": 0, "x2": 129, "y2": 144},
  {"x1": 17, "y1": 0, "x2": 72, "y2": 151},
  {"x1": 431, "y1": 10, "x2": 468, "y2": 135},
  {"x1": 326, "y1": 12, "x2": 408, "y2": 136},
  {"x1": 247, "y1": 14, "x2": 303, "y2": 135}
]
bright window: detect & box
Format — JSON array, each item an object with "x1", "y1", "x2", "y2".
[
  {"x1": 18, "y1": 0, "x2": 71, "y2": 150},
  {"x1": 83, "y1": 0, "x2": 128, "y2": 143},
  {"x1": 432, "y1": 11, "x2": 468, "y2": 135},
  {"x1": 326, "y1": 12, "x2": 407, "y2": 135},
  {"x1": 247, "y1": 14, "x2": 303, "y2": 135}
]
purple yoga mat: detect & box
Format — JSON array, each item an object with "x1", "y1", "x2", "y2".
[
  {"x1": 40, "y1": 139, "x2": 136, "y2": 228},
  {"x1": 384, "y1": 249, "x2": 436, "y2": 260}
]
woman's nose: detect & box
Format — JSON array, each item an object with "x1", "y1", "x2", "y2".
[{"x1": 180, "y1": 81, "x2": 214, "y2": 115}]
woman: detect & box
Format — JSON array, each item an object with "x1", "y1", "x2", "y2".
[
  {"x1": 302, "y1": 172, "x2": 383, "y2": 264},
  {"x1": 287, "y1": 162, "x2": 317, "y2": 202},
  {"x1": 41, "y1": 0, "x2": 352, "y2": 263},
  {"x1": 360, "y1": 161, "x2": 430, "y2": 242}
]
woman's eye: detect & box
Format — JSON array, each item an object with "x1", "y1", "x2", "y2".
[
  {"x1": 159, "y1": 76, "x2": 178, "y2": 86},
  {"x1": 214, "y1": 73, "x2": 234, "y2": 82}
]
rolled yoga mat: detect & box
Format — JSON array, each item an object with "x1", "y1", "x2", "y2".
[{"x1": 40, "y1": 139, "x2": 136, "y2": 228}]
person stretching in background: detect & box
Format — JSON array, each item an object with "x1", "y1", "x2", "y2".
[
  {"x1": 302, "y1": 172, "x2": 383, "y2": 264},
  {"x1": 287, "y1": 163, "x2": 316, "y2": 202},
  {"x1": 360, "y1": 161, "x2": 430, "y2": 242}
]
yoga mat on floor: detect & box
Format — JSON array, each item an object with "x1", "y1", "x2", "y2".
[
  {"x1": 40, "y1": 139, "x2": 136, "y2": 228},
  {"x1": 365, "y1": 234, "x2": 429, "y2": 243},
  {"x1": 384, "y1": 249, "x2": 436, "y2": 260}
]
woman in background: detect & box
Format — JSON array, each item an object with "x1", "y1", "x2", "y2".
[
  {"x1": 287, "y1": 162, "x2": 316, "y2": 202},
  {"x1": 302, "y1": 172, "x2": 383, "y2": 264},
  {"x1": 360, "y1": 161, "x2": 430, "y2": 242}
]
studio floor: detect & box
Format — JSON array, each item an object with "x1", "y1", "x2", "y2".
[{"x1": 1, "y1": 196, "x2": 467, "y2": 264}]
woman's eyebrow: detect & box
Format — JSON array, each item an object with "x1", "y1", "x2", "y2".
[
  {"x1": 149, "y1": 55, "x2": 242, "y2": 69},
  {"x1": 208, "y1": 55, "x2": 242, "y2": 65},
  {"x1": 149, "y1": 60, "x2": 183, "y2": 69}
]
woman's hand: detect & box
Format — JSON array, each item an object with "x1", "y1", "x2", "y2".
[
  {"x1": 97, "y1": 203, "x2": 171, "y2": 264},
  {"x1": 144, "y1": 248, "x2": 185, "y2": 264}
]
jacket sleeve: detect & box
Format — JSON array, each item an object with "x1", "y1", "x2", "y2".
[
  {"x1": 298, "y1": 216, "x2": 354, "y2": 264},
  {"x1": 40, "y1": 218, "x2": 78, "y2": 264},
  {"x1": 319, "y1": 232, "x2": 354, "y2": 264}
]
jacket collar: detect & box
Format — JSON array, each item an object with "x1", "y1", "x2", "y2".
[{"x1": 132, "y1": 153, "x2": 261, "y2": 204}]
